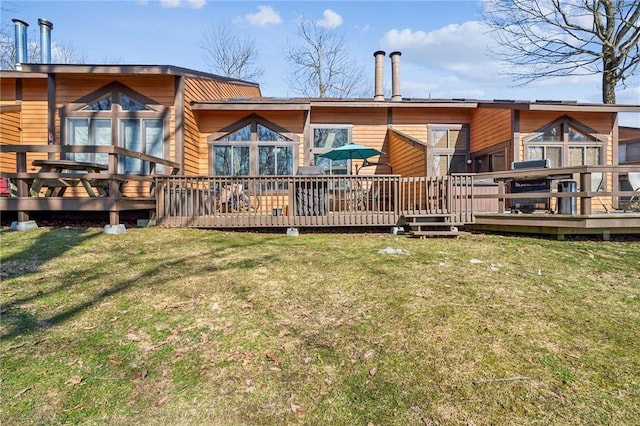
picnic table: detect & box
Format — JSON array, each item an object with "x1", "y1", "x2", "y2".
[{"x1": 30, "y1": 159, "x2": 109, "y2": 197}]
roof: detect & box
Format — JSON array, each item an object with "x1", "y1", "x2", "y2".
[
  {"x1": 13, "y1": 64, "x2": 260, "y2": 88},
  {"x1": 4, "y1": 64, "x2": 639, "y2": 114},
  {"x1": 192, "y1": 96, "x2": 640, "y2": 113}
]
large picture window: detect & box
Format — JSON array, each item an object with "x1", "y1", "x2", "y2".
[
  {"x1": 62, "y1": 82, "x2": 168, "y2": 174},
  {"x1": 210, "y1": 116, "x2": 297, "y2": 176},
  {"x1": 311, "y1": 125, "x2": 352, "y2": 174},
  {"x1": 428, "y1": 124, "x2": 469, "y2": 176},
  {"x1": 524, "y1": 117, "x2": 605, "y2": 167}
]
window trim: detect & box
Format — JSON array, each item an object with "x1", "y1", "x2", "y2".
[
  {"x1": 427, "y1": 123, "x2": 470, "y2": 176},
  {"x1": 310, "y1": 124, "x2": 353, "y2": 175},
  {"x1": 208, "y1": 114, "x2": 299, "y2": 176},
  {"x1": 523, "y1": 116, "x2": 607, "y2": 167},
  {"x1": 60, "y1": 82, "x2": 170, "y2": 173}
]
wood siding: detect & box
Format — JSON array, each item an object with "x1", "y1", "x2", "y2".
[
  {"x1": 184, "y1": 77, "x2": 261, "y2": 176},
  {"x1": 1, "y1": 108, "x2": 21, "y2": 172},
  {"x1": 196, "y1": 110, "x2": 305, "y2": 175},
  {"x1": 516, "y1": 111, "x2": 615, "y2": 164},
  {"x1": 18, "y1": 79, "x2": 49, "y2": 168},
  {"x1": 470, "y1": 108, "x2": 512, "y2": 153},
  {"x1": 391, "y1": 107, "x2": 472, "y2": 125},
  {"x1": 20, "y1": 79, "x2": 48, "y2": 145},
  {"x1": 1, "y1": 78, "x2": 17, "y2": 102},
  {"x1": 54, "y1": 74, "x2": 176, "y2": 149},
  {"x1": 388, "y1": 129, "x2": 427, "y2": 177},
  {"x1": 310, "y1": 107, "x2": 389, "y2": 174}
]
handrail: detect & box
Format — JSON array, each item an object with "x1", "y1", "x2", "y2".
[
  {"x1": 475, "y1": 165, "x2": 638, "y2": 181},
  {"x1": 474, "y1": 165, "x2": 640, "y2": 215},
  {"x1": 1, "y1": 145, "x2": 182, "y2": 223},
  {"x1": 0, "y1": 144, "x2": 180, "y2": 170}
]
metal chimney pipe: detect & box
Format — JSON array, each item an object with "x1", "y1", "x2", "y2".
[
  {"x1": 38, "y1": 19, "x2": 53, "y2": 63},
  {"x1": 373, "y1": 50, "x2": 385, "y2": 101},
  {"x1": 390, "y1": 51, "x2": 402, "y2": 101},
  {"x1": 12, "y1": 19, "x2": 29, "y2": 68}
]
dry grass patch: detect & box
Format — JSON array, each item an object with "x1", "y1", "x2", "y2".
[{"x1": 1, "y1": 228, "x2": 639, "y2": 425}]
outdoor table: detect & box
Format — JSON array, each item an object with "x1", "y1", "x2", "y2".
[{"x1": 30, "y1": 159, "x2": 109, "y2": 197}]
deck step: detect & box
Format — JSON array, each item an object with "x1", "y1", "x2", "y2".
[
  {"x1": 407, "y1": 230, "x2": 468, "y2": 238},
  {"x1": 403, "y1": 213, "x2": 467, "y2": 237},
  {"x1": 404, "y1": 213, "x2": 454, "y2": 220},
  {"x1": 404, "y1": 214, "x2": 455, "y2": 224}
]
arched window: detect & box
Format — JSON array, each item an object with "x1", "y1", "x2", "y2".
[
  {"x1": 209, "y1": 115, "x2": 298, "y2": 176},
  {"x1": 61, "y1": 82, "x2": 169, "y2": 174},
  {"x1": 524, "y1": 117, "x2": 606, "y2": 167}
]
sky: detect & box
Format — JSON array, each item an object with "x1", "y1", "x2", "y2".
[{"x1": 2, "y1": 0, "x2": 639, "y2": 126}]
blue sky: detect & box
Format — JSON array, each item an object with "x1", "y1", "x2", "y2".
[{"x1": 2, "y1": 0, "x2": 639, "y2": 125}]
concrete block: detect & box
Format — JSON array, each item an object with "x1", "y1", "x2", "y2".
[
  {"x1": 10, "y1": 221, "x2": 38, "y2": 231},
  {"x1": 286, "y1": 227, "x2": 299, "y2": 237},
  {"x1": 103, "y1": 224, "x2": 127, "y2": 235},
  {"x1": 391, "y1": 226, "x2": 404, "y2": 235}
]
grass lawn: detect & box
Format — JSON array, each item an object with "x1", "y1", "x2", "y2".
[{"x1": 1, "y1": 227, "x2": 639, "y2": 425}]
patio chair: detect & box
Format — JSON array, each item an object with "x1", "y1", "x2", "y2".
[
  {"x1": 591, "y1": 172, "x2": 609, "y2": 213},
  {"x1": 0, "y1": 178, "x2": 17, "y2": 197},
  {"x1": 623, "y1": 172, "x2": 640, "y2": 212}
]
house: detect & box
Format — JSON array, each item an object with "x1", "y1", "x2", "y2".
[{"x1": 1, "y1": 30, "x2": 639, "y2": 237}]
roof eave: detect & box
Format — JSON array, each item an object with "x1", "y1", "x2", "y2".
[
  {"x1": 310, "y1": 100, "x2": 479, "y2": 108},
  {"x1": 0, "y1": 70, "x2": 48, "y2": 79},
  {"x1": 18, "y1": 64, "x2": 259, "y2": 87},
  {"x1": 192, "y1": 101, "x2": 310, "y2": 111}
]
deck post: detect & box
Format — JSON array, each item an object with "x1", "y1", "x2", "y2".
[
  {"x1": 15, "y1": 152, "x2": 29, "y2": 222},
  {"x1": 497, "y1": 181, "x2": 505, "y2": 214},
  {"x1": 580, "y1": 172, "x2": 592, "y2": 215},
  {"x1": 110, "y1": 210, "x2": 119, "y2": 226}
]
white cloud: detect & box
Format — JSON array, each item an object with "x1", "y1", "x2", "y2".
[
  {"x1": 159, "y1": 0, "x2": 180, "y2": 7},
  {"x1": 245, "y1": 5, "x2": 282, "y2": 26},
  {"x1": 158, "y1": 0, "x2": 205, "y2": 8},
  {"x1": 382, "y1": 21, "x2": 494, "y2": 71},
  {"x1": 316, "y1": 9, "x2": 343, "y2": 29},
  {"x1": 186, "y1": 0, "x2": 206, "y2": 8},
  {"x1": 380, "y1": 20, "x2": 610, "y2": 102}
]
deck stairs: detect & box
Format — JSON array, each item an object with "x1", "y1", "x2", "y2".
[{"x1": 402, "y1": 213, "x2": 468, "y2": 238}]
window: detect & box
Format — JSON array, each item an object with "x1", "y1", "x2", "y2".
[
  {"x1": 311, "y1": 125, "x2": 352, "y2": 174},
  {"x1": 428, "y1": 125, "x2": 469, "y2": 176},
  {"x1": 67, "y1": 118, "x2": 111, "y2": 165},
  {"x1": 524, "y1": 117, "x2": 605, "y2": 167},
  {"x1": 619, "y1": 142, "x2": 640, "y2": 164},
  {"x1": 62, "y1": 82, "x2": 168, "y2": 174},
  {"x1": 120, "y1": 119, "x2": 164, "y2": 174},
  {"x1": 209, "y1": 116, "x2": 298, "y2": 176},
  {"x1": 474, "y1": 145, "x2": 508, "y2": 173}
]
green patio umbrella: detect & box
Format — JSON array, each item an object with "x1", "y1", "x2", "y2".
[{"x1": 318, "y1": 143, "x2": 385, "y2": 161}]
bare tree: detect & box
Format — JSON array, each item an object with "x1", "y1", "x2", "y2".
[
  {"x1": 483, "y1": 0, "x2": 640, "y2": 104},
  {"x1": 284, "y1": 18, "x2": 367, "y2": 98},
  {"x1": 200, "y1": 22, "x2": 263, "y2": 82}
]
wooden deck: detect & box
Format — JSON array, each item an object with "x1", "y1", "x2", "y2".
[
  {"x1": 470, "y1": 212, "x2": 640, "y2": 240},
  {"x1": 1, "y1": 145, "x2": 179, "y2": 225},
  {"x1": 2, "y1": 147, "x2": 639, "y2": 238}
]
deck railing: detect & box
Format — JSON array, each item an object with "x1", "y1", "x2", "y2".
[
  {"x1": 473, "y1": 165, "x2": 640, "y2": 215},
  {"x1": 154, "y1": 174, "x2": 477, "y2": 228},
  {"x1": 399, "y1": 175, "x2": 475, "y2": 224},
  {"x1": 156, "y1": 175, "x2": 401, "y2": 227},
  {"x1": 4, "y1": 149, "x2": 638, "y2": 230},
  {"x1": 0, "y1": 144, "x2": 179, "y2": 224}
]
